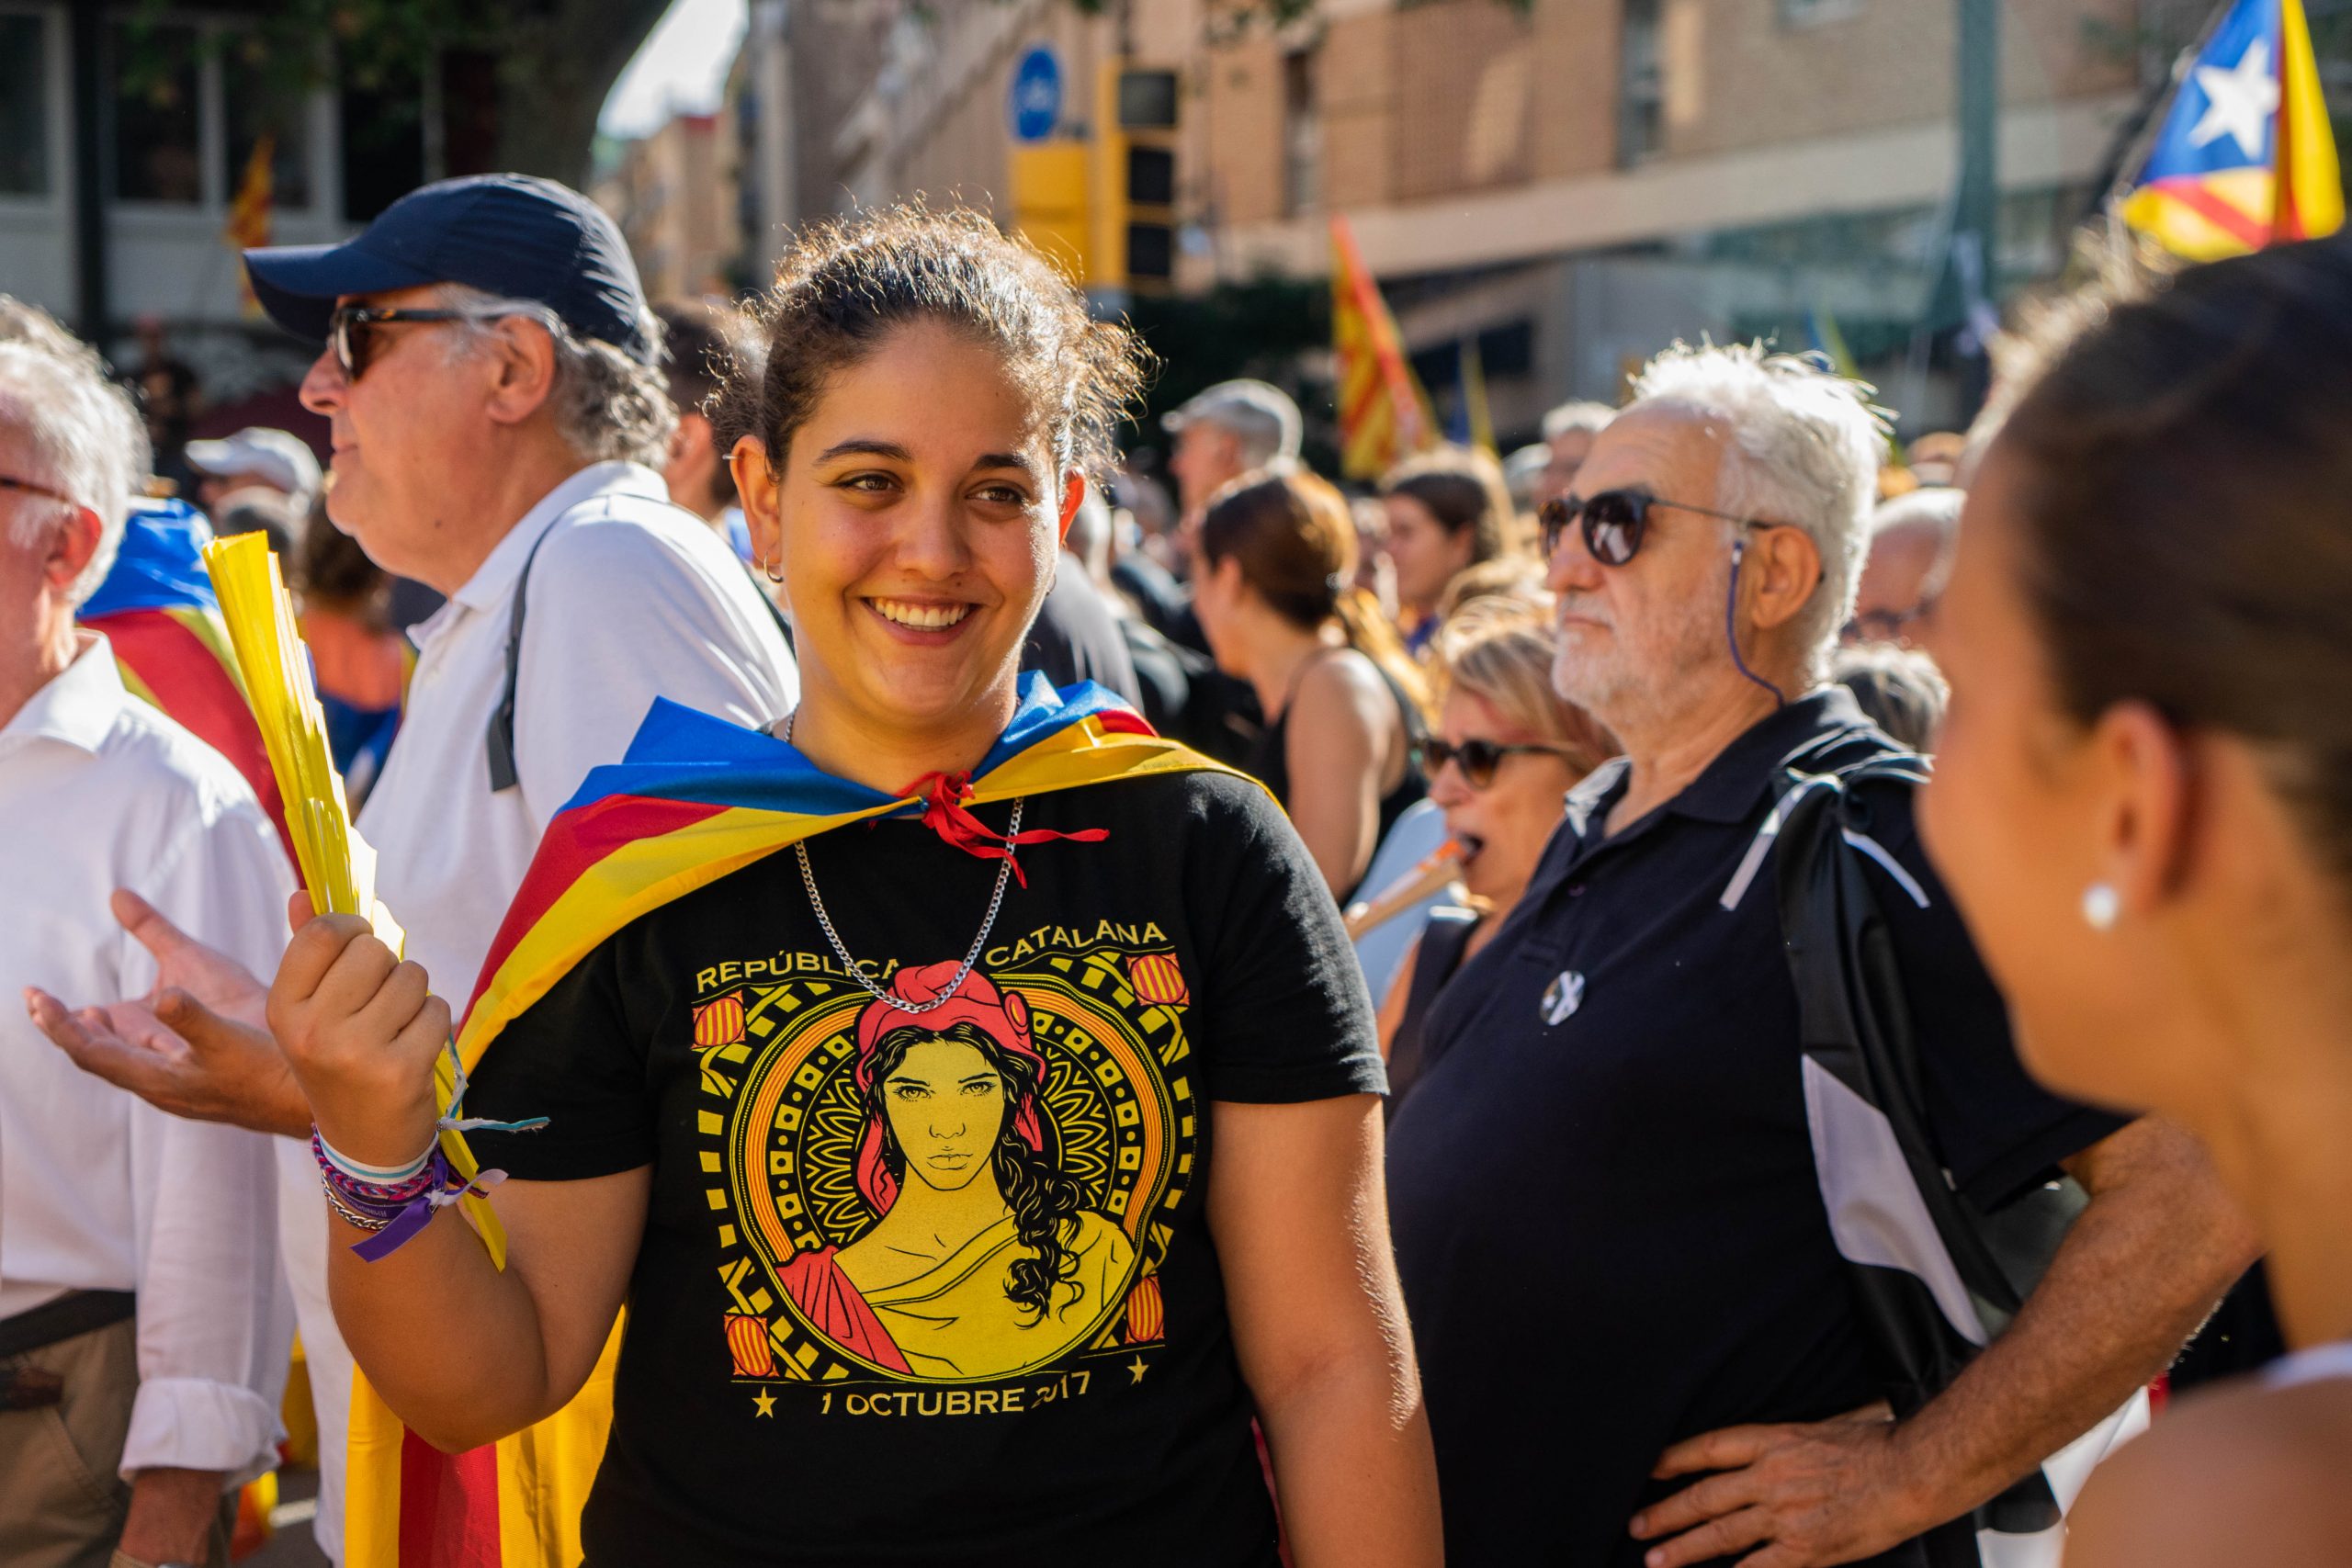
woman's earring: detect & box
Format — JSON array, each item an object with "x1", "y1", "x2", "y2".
[
  {"x1": 761, "y1": 555, "x2": 784, "y2": 585},
  {"x1": 2081, "y1": 882, "x2": 2120, "y2": 931}
]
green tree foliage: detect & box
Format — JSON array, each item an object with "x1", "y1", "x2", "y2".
[{"x1": 122, "y1": 0, "x2": 669, "y2": 186}]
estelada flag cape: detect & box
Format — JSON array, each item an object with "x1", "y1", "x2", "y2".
[
  {"x1": 2119, "y1": 0, "x2": 2345, "y2": 259},
  {"x1": 343, "y1": 676, "x2": 1252, "y2": 1568},
  {"x1": 81, "y1": 497, "x2": 294, "y2": 861}
]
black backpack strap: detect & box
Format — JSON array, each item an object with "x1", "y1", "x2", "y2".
[
  {"x1": 1772, "y1": 751, "x2": 2073, "y2": 1556},
  {"x1": 483, "y1": 522, "x2": 560, "y2": 794}
]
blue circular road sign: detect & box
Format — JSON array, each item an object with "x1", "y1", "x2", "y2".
[{"x1": 1010, "y1": 46, "x2": 1062, "y2": 142}]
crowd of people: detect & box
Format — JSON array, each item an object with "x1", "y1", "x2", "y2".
[{"x1": 1, "y1": 166, "x2": 2346, "y2": 1568}]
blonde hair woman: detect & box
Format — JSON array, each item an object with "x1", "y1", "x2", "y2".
[{"x1": 1375, "y1": 601, "x2": 1612, "y2": 1108}]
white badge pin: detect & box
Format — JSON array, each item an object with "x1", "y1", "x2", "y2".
[{"x1": 1540, "y1": 969, "x2": 1586, "y2": 1026}]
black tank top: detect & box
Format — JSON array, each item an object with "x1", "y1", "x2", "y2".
[{"x1": 1246, "y1": 651, "x2": 1427, "y2": 900}]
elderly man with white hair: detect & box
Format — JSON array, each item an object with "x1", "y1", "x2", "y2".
[
  {"x1": 1847, "y1": 487, "x2": 1963, "y2": 646},
  {"x1": 29, "y1": 172, "x2": 798, "y2": 1565},
  {"x1": 1539, "y1": 396, "x2": 1615, "y2": 502},
  {"x1": 1385, "y1": 344, "x2": 2253, "y2": 1568},
  {"x1": 1, "y1": 339, "x2": 293, "y2": 1567}
]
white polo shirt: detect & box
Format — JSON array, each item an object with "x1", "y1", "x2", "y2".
[
  {"x1": 357, "y1": 459, "x2": 798, "y2": 998},
  {"x1": 0, "y1": 636, "x2": 295, "y2": 1482},
  {"x1": 288, "y1": 460, "x2": 796, "y2": 1562}
]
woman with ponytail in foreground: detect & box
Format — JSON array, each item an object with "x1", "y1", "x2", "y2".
[
  {"x1": 1921, "y1": 237, "x2": 2352, "y2": 1564},
  {"x1": 1193, "y1": 468, "x2": 1430, "y2": 899}
]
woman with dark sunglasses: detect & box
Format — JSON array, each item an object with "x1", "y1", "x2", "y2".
[{"x1": 1375, "y1": 600, "x2": 1613, "y2": 1108}]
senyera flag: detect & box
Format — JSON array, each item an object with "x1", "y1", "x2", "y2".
[
  {"x1": 2119, "y1": 0, "x2": 2345, "y2": 259},
  {"x1": 1331, "y1": 212, "x2": 1439, "y2": 479},
  {"x1": 344, "y1": 676, "x2": 1250, "y2": 1567},
  {"x1": 80, "y1": 497, "x2": 295, "y2": 862}
]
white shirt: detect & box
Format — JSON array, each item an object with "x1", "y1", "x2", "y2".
[
  {"x1": 0, "y1": 636, "x2": 295, "y2": 1481},
  {"x1": 282, "y1": 462, "x2": 794, "y2": 1560},
  {"x1": 356, "y1": 460, "x2": 797, "y2": 998}
]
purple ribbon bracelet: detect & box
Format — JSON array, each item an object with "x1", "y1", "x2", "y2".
[{"x1": 313, "y1": 1132, "x2": 509, "y2": 1262}]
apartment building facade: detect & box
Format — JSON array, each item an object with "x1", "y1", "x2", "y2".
[
  {"x1": 595, "y1": 109, "x2": 748, "y2": 302},
  {"x1": 756, "y1": 0, "x2": 2180, "y2": 440}
]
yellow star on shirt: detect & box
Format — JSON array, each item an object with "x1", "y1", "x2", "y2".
[
  {"x1": 1127, "y1": 1356, "x2": 1149, "y2": 1384},
  {"x1": 752, "y1": 1388, "x2": 775, "y2": 1417}
]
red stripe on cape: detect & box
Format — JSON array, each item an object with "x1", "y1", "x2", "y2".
[{"x1": 87, "y1": 608, "x2": 295, "y2": 863}]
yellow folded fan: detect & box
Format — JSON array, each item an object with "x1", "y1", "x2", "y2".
[{"x1": 200, "y1": 531, "x2": 509, "y2": 1267}]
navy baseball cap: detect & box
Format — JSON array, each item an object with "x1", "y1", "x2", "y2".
[{"x1": 242, "y1": 173, "x2": 656, "y2": 365}]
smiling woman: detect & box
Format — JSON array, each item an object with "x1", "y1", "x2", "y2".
[
  {"x1": 713, "y1": 208, "x2": 1146, "y2": 784},
  {"x1": 271, "y1": 205, "x2": 1440, "y2": 1568}
]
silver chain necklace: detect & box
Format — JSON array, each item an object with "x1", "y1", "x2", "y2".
[{"x1": 783, "y1": 710, "x2": 1023, "y2": 1014}]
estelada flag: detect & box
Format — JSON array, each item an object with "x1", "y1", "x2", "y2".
[
  {"x1": 224, "y1": 135, "x2": 274, "y2": 317},
  {"x1": 1331, "y1": 213, "x2": 1438, "y2": 479},
  {"x1": 79, "y1": 498, "x2": 294, "y2": 862},
  {"x1": 2120, "y1": 0, "x2": 2345, "y2": 260},
  {"x1": 342, "y1": 676, "x2": 1251, "y2": 1568}
]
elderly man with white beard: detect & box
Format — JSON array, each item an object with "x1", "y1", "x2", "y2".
[{"x1": 1383, "y1": 344, "x2": 2256, "y2": 1568}]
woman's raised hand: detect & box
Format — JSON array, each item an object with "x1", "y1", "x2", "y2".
[{"x1": 267, "y1": 897, "x2": 448, "y2": 1168}]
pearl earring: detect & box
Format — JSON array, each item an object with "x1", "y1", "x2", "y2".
[{"x1": 2081, "y1": 883, "x2": 2120, "y2": 931}]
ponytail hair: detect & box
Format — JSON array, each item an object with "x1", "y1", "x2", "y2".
[{"x1": 1201, "y1": 469, "x2": 1429, "y2": 717}]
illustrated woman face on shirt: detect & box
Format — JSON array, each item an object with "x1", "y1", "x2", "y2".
[{"x1": 882, "y1": 1036, "x2": 1010, "y2": 1193}]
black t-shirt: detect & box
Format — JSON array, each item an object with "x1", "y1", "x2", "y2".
[
  {"x1": 1385, "y1": 688, "x2": 2125, "y2": 1568},
  {"x1": 464, "y1": 770, "x2": 1385, "y2": 1568}
]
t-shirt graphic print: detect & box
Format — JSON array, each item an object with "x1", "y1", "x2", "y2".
[{"x1": 704, "y1": 945, "x2": 1183, "y2": 1392}]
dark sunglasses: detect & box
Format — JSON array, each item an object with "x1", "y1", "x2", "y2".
[
  {"x1": 1537, "y1": 489, "x2": 1770, "y2": 566},
  {"x1": 1419, "y1": 736, "x2": 1570, "y2": 789},
  {"x1": 0, "y1": 473, "x2": 80, "y2": 509},
  {"x1": 326, "y1": 302, "x2": 557, "y2": 382}
]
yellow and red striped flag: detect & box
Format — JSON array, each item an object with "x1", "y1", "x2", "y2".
[
  {"x1": 2119, "y1": 0, "x2": 2345, "y2": 259},
  {"x1": 1330, "y1": 214, "x2": 1437, "y2": 479},
  {"x1": 225, "y1": 134, "x2": 275, "y2": 317}
]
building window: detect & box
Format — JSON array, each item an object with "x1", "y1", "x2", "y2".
[
  {"x1": 340, "y1": 67, "x2": 428, "y2": 223},
  {"x1": 221, "y1": 42, "x2": 315, "y2": 209},
  {"x1": 111, "y1": 20, "x2": 205, "y2": 203},
  {"x1": 1619, "y1": 0, "x2": 1665, "y2": 166},
  {"x1": 0, "y1": 13, "x2": 48, "y2": 196},
  {"x1": 1780, "y1": 0, "x2": 1863, "y2": 26},
  {"x1": 1283, "y1": 47, "x2": 1319, "y2": 217}
]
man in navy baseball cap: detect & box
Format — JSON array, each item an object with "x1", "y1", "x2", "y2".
[
  {"x1": 243, "y1": 172, "x2": 657, "y2": 364},
  {"x1": 102, "y1": 175, "x2": 799, "y2": 1565}
]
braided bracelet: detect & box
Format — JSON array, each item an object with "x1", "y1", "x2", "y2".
[
  {"x1": 314, "y1": 1134, "x2": 509, "y2": 1261},
  {"x1": 322, "y1": 1181, "x2": 395, "y2": 1235},
  {"x1": 310, "y1": 1043, "x2": 549, "y2": 1264}
]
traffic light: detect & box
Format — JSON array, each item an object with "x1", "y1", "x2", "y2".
[
  {"x1": 1091, "y1": 63, "x2": 1180, "y2": 292},
  {"x1": 1009, "y1": 142, "x2": 1092, "y2": 283}
]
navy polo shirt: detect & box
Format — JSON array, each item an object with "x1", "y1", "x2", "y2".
[{"x1": 1386, "y1": 687, "x2": 2122, "y2": 1568}]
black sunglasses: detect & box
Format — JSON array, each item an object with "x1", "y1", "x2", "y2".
[
  {"x1": 1537, "y1": 489, "x2": 1770, "y2": 566},
  {"x1": 326, "y1": 303, "x2": 557, "y2": 382},
  {"x1": 1419, "y1": 736, "x2": 1570, "y2": 790}
]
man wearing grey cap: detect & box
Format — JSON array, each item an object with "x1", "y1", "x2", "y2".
[
  {"x1": 30, "y1": 173, "x2": 797, "y2": 1564},
  {"x1": 1163, "y1": 377, "x2": 1302, "y2": 524}
]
